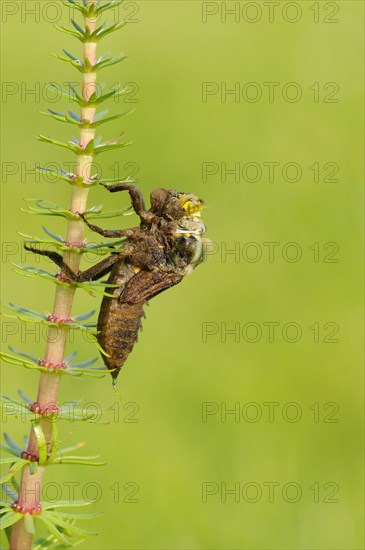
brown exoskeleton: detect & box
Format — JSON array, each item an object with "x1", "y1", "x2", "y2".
[{"x1": 25, "y1": 184, "x2": 208, "y2": 383}]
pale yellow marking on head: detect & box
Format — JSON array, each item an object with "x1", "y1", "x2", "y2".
[{"x1": 181, "y1": 198, "x2": 205, "y2": 215}]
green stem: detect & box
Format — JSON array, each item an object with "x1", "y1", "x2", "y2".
[{"x1": 10, "y1": 3, "x2": 98, "y2": 548}]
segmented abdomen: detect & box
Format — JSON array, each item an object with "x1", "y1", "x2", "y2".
[
  {"x1": 97, "y1": 263, "x2": 144, "y2": 380},
  {"x1": 97, "y1": 261, "x2": 183, "y2": 381}
]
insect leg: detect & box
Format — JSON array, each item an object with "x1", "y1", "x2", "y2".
[
  {"x1": 74, "y1": 253, "x2": 122, "y2": 282},
  {"x1": 103, "y1": 183, "x2": 148, "y2": 219},
  {"x1": 24, "y1": 244, "x2": 122, "y2": 282},
  {"x1": 24, "y1": 245, "x2": 79, "y2": 280},
  {"x1": 79, "y1": 213, "x2": 128, "y2": 238}
]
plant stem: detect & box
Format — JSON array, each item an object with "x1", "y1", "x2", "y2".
[{"x1": 10, "y1": 3, "x2": 98, "y2": 548}]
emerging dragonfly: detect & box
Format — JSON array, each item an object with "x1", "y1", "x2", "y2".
[{"x1": 25, "y1": 183, "x2": 208, "y2": 382}]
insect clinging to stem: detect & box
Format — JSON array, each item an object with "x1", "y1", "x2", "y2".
[{"x1": 25, "y1": 183, "x2": 208, "y2": 383}]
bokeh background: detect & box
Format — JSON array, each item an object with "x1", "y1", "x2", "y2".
[{"x1": 1, "y1": 1, "x2": 364, "y2": 548}]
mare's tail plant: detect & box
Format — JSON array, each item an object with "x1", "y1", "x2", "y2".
[{"x1": 0, "y1": 1, "x2": 132, "y2": 547}]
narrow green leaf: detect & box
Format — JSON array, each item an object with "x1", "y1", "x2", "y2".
[
  {"x1": 2, "y1": 480, "x2": 19, "y2": 500},
  {"x1": 35, "y1": 167, "x2": 80, "y2": 187},
  {"x1": 0, "y1": 504, "x2": 12, "y2": 514},
  {"x1": 23, "y1": 513, "x2": 36, "y2": 534},
  {"x1": 41, "y1": 499, "x2": 95, "y2": 510},
  {"x1": 51, "y1": 52, "x2": 84, "y2": 72},
  {"x1": 45, "y1": 512, "x2": 97, "y2": 537},
  {"x1": 68, "y1": 110, "x2": 81, "y2": 122},
  {"x1": 22, "y1": 199, "x2": 78, "y2": 220},
  {"x1": 47, "y1": 421, "x2": 59, "y2": 465},
  {"x1": 32, "y1": 421, "x2": 47, "y2": 465},
  {"x1": 67, "y1": 358, "x2": 97, "y2": 368},
  {"x1": 36, "y1": 135, "x2": 82, "y2": 155},
  {"x1": 91, "y1": 21, "x2": 126, "y2": 40},
  {"x1": 18, "y1": 389, "x2": 33, "y2": 403},
  {"x1": 64, "y1": 352, "x2": 78, "y2": 362},
  {"x1": 47, "y1": 83, "x2": 82, "y2": 105},
  {"x1": 5, "y1": 303, "x2": 44, "y2": 318},
  {"x1": 42, "y1": 226, "x2": 65, "y2": 243},
  {"x1": 40, "y1": 110, "x2": 81, "y2": 126},
  {"x1": 9, "y1": 348, "x2": 38, "y2": 363},
  {"x1": 0, "y1": 510, "x2": 22, "y2": 529},
  {"x1": 63, "y1": 49, "x2": 80, "y2": 63},
  {"x1": 68, "y1": 83, "x2": 84, "y2": 103},
  {"x1": 84, "y1": 207, "x2": 132, "y2": 219},
  {"x1": 62, "y1": 0, "x2": 86, "y2": 14},
  {"x1": 83, "y1": 138, "x2": 95, "y2": 155},
  {"x1": 84, "y1": 57, "x2": 92, "y2": 71},
  {"x1": 0, "y1": 445, "x2": 19, "y2": 458},
  {"x1": 71, "y1": 19, "x2": 85, "y2": 35},
  {"x1": 37, "y1": 515, "x2": 71, "y2": 546},
  {"x1": 51, "y1": 456, "x2": 106, "y2": 466},
  {"x1": 0, "y1": 459, "x2": 29, "y2": 484},
  {"x1": 4, "y1": 433, "x2": 22, "y2": 454},
  {"x1": 94, "y1": 140, "x2": 131, "y2": 155},
  {"x1": 0, "y1": 353, "x2": 50, "y2": 375},
  {"x1": 91, "y1": 110, "x2": 133, "y2": 127},
  {"x1": 54, "y1": 441, "x2": 85, "y2": 456},
  {"x1": 29, "y1": 462, "x2": 39, "y2": 475},
  {"x1": 95, "y1": 53, "x2": 127, "y2": 71},
  {"x1": 54, "y1": 25, "x2": 83, "y2": 40},
  {"x1": 48, "y1": 510, "x2": 101, "y2": 520},
  {"x1": 96, "y1": 0, "x2": 124, "y2": 16},
  {"x1": 92, "y1": 88, "x2": 119, "y2": 104}
]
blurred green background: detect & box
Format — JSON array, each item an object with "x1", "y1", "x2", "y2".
[{"x1": 1, "y1": 1, "x2": 364, "y2": 548}]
